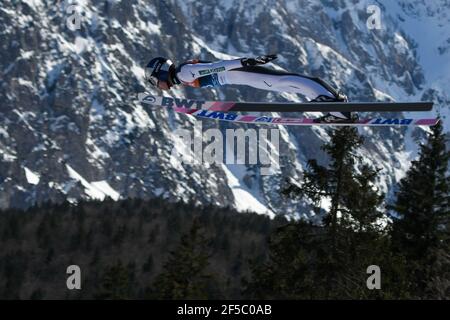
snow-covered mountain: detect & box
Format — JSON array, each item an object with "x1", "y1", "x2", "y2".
[{"x1": 0, "y1": 0, "x2": 448, "y2": 217}]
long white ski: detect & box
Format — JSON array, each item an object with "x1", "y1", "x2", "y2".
[
  {"x1": 138, "y1": 94, "x2": 434, "y2": 112},
  {"x1": 138, "y1": 94, "x2": 438, "y2": 126}
]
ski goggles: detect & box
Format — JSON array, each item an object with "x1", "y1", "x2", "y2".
[{"x1": 145, "y1": 67, "x2": 159, "y2": 86}]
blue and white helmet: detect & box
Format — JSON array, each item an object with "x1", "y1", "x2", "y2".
[{"x1": 145, "y1": 57, "x2": 174, "y2": 86}]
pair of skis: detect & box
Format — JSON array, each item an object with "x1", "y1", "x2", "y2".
[{"x1": 138, "y1": 93, "x2": 438, "y2": 127}]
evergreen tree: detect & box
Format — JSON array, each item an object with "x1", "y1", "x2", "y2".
[
  {"x1": 150, "y1": 219, "x2": 219, "y2": 299},
  {"x1": 96, "y1": 260, "x2": 131, "y2": 299},
  {"x1": 142, "y1": 255, "x2": 154, "y2": 273},
  {"x1": 29, "y1": 288, "x2": 45, "y2": 300},
  {"x1": 283, "y1": 128, "x2": 376, "y2": 239},
  {"x1": 245, "y1": 221, "x2": 329, "y2": 299},
  {"x1": 341, "y1": 164, "x2": 384, "y2": 233},
  {"x1": 391, "y1": 121, "x2": 450, "y2": 298},
  {"x1": 249, "y1": 127, "x2": 387, "y2": 298}
]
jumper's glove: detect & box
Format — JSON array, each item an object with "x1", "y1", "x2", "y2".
[{"x1": 240, "y1": 54, "x2": 278, "y2": 67}]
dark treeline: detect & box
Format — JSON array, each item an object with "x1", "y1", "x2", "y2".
[
  {"x1": 0, "y1": 122, "x2": 448, "y2": 299},
  {"x1": 0, "y1": 199, "x2": 280, "y2": 299}
]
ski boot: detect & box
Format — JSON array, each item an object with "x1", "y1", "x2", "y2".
[
  {"x1": 311, "y1": 92, "x2": 358, "y2": 123},
  {"x1": 310, "y1": 92, "x2": 348, "y2": 103},
  {"x1": 313, "y1": 112, "x2": 359, "y2": 123}
]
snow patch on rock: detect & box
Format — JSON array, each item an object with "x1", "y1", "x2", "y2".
[
  {"x1": 222, "y1": 164, "x2": 274, "y2": 218},
  {"x1": 24, "y1": 167, "x2": 40, "y2": 185},
  {"x1": 66, "y1": 164, "x2": 120, "y2": 201}
]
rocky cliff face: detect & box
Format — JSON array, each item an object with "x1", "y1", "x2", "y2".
[{"x1": 0, "y1": 0, "x2": 448, "y2": 217}]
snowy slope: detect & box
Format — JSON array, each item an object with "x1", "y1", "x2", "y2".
[{"x1": 382, "y1": 0, "x2": 450, "y2": 126}]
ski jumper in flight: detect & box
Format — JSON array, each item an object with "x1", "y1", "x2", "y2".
[{"x1": 145, "y1": 54, "x2": 350, "y2": 121}]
